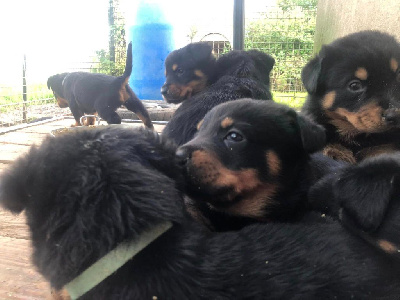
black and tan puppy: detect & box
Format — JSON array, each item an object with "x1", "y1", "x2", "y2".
[
  {"x1": 161, "y1": 42, "x2": 217, "y2": 103},
  {"x1": 176, "y1": 99, "x2": 344, "y2": 230},
  {"x1": 1, "y1": 126, "x2": 400, "y2": 299},
  {"x1": 309, "y1": 152, "x2": 400, "y2": 258},
  {"x1": 177, "y1": 99, "x2": 400, "y2": 259},
  {"x1": 47, "y1": 42, "x2": 153, "y2": 129},
  {"x1": 162, "y1": 43, "x2": 275, "y2": 146},
  {"x1": 301, "y1": 30, "x2": 400, "y2": 163}
]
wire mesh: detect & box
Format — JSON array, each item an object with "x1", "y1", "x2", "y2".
[{"x1": 0, "y1": 3, "x2": 316, "y2": 127}]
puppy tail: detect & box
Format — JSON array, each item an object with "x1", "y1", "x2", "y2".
[
  {"x1": 122, "y1": 42, "x2": 133, "y2": 79},
  {"x1": 0, "y1": 154, "x2": 32, "y2": 213}
]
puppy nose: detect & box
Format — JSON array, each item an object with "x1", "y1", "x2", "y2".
[
  {"x1": 383, "y1": 109, "x2": 400, "y2": 125},
  {"x1": 161, "y1": 84, "x2": 168, "y2": 96},
  {"x1": 176, "y1": 146, "x2": 190, "y2": 166}
]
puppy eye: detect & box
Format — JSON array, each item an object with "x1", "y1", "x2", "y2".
[
  {"x1": 225, "y1": 131, "x2": 243, "y2": 142},
  {"x1": 175, "y1": 68, "x2": 184, "y2": 76},
  {"x1": 348, "y1": 80, "x2": 364, "y2": 92}
]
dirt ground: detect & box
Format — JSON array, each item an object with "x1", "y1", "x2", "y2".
[{"x1": 0, "y1": 117, "x2": 166, "y2": 299}]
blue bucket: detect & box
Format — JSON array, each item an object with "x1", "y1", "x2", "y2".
[{"x1": 127, "y1": 1, "x2": 175, "y2": 100}]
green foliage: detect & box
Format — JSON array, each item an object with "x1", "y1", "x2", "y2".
[
  {"x1": 245, "y1": 5, "x2": 316, "y2": 93},
  {"x1": 92, "y1": 23, "x2": 126, "y2": 76},
  {"x1": 91, "y1": 49, "x2": 117, "y2": 75},
  {"x1": 278, "y1": 0, "x2": 317, "y2": 11}
]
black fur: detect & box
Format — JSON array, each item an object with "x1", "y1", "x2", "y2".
[
  {"x1": 161, "y1": 42, "x2": 217, "y2": 103},
  {"x1": 176, "y1": 99, "x2": 346, "y2": 230},
  {"x1": 309, "y1": 152, "x2": 400, "y2": 258},
  {"x1": 163, "y1": 44, "x2": 275, "y2": 146},
  {"x1": 301, "y1": 30, "x2": 400, "y2": 163},
  {"x1": 1, "y1": 126, "x2": 400, "y2": 299},
  {"x1": 47, "y1": 42, "x2": 153, "y2": 129}
]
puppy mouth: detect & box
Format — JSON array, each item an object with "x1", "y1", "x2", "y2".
[
  {"x1": 182, "y1": 150, "x2": 262, "y2": 204},
  {"x1": 162, "y1": 84, "x2": 193, "y2": 104},
  {"x1": 325, "y1": 104, "x2": 400, "y2": 136}
]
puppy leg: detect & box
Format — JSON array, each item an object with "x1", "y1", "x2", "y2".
[
  {"x1": 68, "y1": 100, "x2": 84, "y2": 127},
  {"x1": 97, "y1": 110, "x2": 122, "y2": 125},
  {"x1": 123, "y1": 86, "x2": 154, "y2": 129}
]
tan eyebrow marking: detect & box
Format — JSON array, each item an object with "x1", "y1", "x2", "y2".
[
  {"x1": 172, "y1": 64, "x2": 178, "y2": 71},
  {"x1": 221, "y1": 117, "x2": 234, "y2": 128},
  {"x1": 355, "y1": 67, "x2": 368, "y2": 80}
]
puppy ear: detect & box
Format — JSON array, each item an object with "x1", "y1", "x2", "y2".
[
  {"x1": 189, "y1": 42, "x2": 214, "y2": 63},
  {"x1": 259, "y1": 52, "x2": 275, "y2": 74},
  {"x1": 301, "y1": 54, "x2": 323, "y2": 94},
  {"x1": 296, "y1": 113, "x2": 326, "y2": 153},
  {"x1": 0, "y1": 156, "x2": 31, "y2": 213}
]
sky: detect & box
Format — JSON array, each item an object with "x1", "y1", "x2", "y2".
[
  {"x1": 0, "y1": 0, "x2": 276, "y2": 85},
  {"x1": 0, "y1": 0, "x2": 109, "y2": 85}
]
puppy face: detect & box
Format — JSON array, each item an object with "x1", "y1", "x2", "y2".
[
  {"x1": 302, "y1": 31, "x2": 400, "y2": 138},
  {"x1": 47, "y1": 73, "x2": 69, "y2": 108},
  {"x1": 177, "y1": 99, "x2": 325, "y2": 219},
  {"x1": 161, "y1": 42, "x2": 217, "y2": 103}
]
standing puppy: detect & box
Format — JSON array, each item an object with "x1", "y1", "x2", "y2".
[{"x1": 47, "y1": 42, "x2": 153, "y2": 129}]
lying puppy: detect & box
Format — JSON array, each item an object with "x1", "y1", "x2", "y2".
[
  {"x1": 1, "y1": 126, "x2": 399, "y2": 299},
  {"x1": 176, "y1": 99, "x2": 344, "y2": 230},
  {"x1": 162, "y1": 45, "x2": 275, "y2": 145},
  {"x1": 161, "y1": 42, "x2": 217, "y2": 103},
  {"x1": 47, "y1": 42, "x2": 153, "y2": 129},
  {"x1": 309, "y1": 152, "x2": 400, "y2": 257},
  {"x1": 301, "y1": 30, "x2": 400, "y2": 163}
]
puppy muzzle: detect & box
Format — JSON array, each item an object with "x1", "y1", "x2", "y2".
[{"x1": 382, "y1": 108, "x2": 400, "y2": 126}]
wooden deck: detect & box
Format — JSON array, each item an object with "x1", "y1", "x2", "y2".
[{"x1": 0, "y1": 118, "x2": 165, "y2": 299}]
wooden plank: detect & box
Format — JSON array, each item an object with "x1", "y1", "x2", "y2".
[
  {"x1": 0, "y1": 236, "x2": 50, "y2": 300},
  {"x1": 0, "y1": 144, "x2": 30, "y2": 163},
  {"x1": 0, "y1": 209, "x2": 30, "y2": 240},
  {"x1": 0, "y1": 132, "x2": 47, "y2": 146}
]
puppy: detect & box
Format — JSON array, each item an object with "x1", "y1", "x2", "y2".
[
  {"x1": 163, "y1": 48, "x2": 275, "y2": 146},
  {"x1": 309, "y1": 152, "x2": 400, "y2": 258},
  {"x1": 176, "y1": 98, "x2": 344, "y2": 230},
  {"x1": 1, "y1": 126, "x2": 400, "y2": 299},
  {"x1": 161, "y1": 42, "x2": 217, "y2": 103},
  {"x1": 47, "y1": 42, "x2": 153, "y2": 129},
  {"x1": 301, "y1": 30, "x2": 400, "y2": 163}
]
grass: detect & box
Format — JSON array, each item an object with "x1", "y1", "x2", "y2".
[
  {"x1": 0, "y1": 84, "x2": 53, "y2": 103},
  {"x1": 0, "y1": 83, "x2": 307, "y2": 113},
  {"x1": 272, "y1": 92, "x2": 307, "y2": 111},
  {"x1": 0, "y1": 84, "x2": 55, "y2": 112}
]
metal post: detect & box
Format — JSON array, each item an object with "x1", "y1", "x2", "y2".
[
  {"x1": 22, "y1": 54, "x2": 27, "y2": 122},
  {"x1": 108, "y1": 0, "x2": 116, "y2": 63},
  {"x1": 233, "y1": 0, "x2": 245, "y2": 50}
]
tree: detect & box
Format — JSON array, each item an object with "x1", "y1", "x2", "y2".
[{"x1": 245, "y1": 4, "x2": 316, "y2": 92}]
